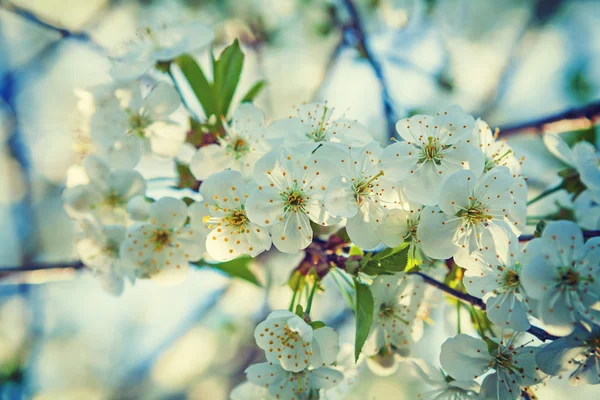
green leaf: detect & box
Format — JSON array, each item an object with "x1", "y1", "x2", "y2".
[
  {"x1": 175, "y1": 54, "x2": 217, "y2": 117},
  {"x1": 361, "y1": 245, "x2": 409, "y2": 276},
  {"x1": 295, "y1": 304, "x2": 304, "y2": 318},
  {"x1": 288, "y1": 271, "x2": 306, "y2": 292},
  {"x1": 205, "y1": 257, "x2": 261, "y2": 286},
  {"x1": 240, "y1": 80, "x2": 267, "y2": 103},
  {"x1": 175, "y1": 162, "x2": 199, "y2": 190},
  {"x1": 213, "y1": 39, "x2": 244, "y2": 116},
  {"x1": 354, "y1": 281, "x2": 374, "y2": 362},
  {"x1": 309, "y1": 321, "x2": 326, "y2": 330}
]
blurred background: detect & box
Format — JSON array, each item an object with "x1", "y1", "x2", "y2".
[{"x1": 1, "y1": 0, "x2": 600, "y2": 398}]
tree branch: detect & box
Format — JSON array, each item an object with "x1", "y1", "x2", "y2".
[
  {"x1": 519, "y1": 229, "x2": 600, "y2": 242},
  {"x1": 498, "y1": 101, "x2": 600, "y2": 136},
  {"x1": 341, "y1": 0, "x2": 397, "y2": 139},
  {"x1": 410, "y1": 271, "x2": 558, "y2": 342}
]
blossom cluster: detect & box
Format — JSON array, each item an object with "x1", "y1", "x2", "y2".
[{"x1": 60, "y1": 20, "x2": 600, "y2": 400}]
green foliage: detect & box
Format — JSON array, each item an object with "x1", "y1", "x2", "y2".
[
  {"x1": 175, "y1": 54, "x2": 217, "y2": 117},
  {"x1": 198, "y1": 257, "x2": 261, "y2": 286},
  {"x1": 175, "y1": 162, "x2": 199, "y2": 190},
  {"x1": 241, "y1": 80, "x2": 267, "y2": 103},
  {"x1": 360, "y1": 243, "x2": 409, "y2": 276},
  {"x1": 175, "y1": 40, "x2": 266, "y2": 123},
  {"x1": 309, "y1": 321, "x2": 326, "y2": 330},
  {"x1": 354, "y1": 280, "x2": 374, "y2": 362},
  {"x1": 295, "y1": 304, "x2": 305, "y2": 318}
]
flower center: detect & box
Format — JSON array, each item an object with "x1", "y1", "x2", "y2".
[
  {"x1": 151, "y1": 229, "x2": 172, "y2": 250},
  {"x1": 226, "y1": 136, "x2": 250, "y2": 158},
  {"x1": 352, "y1": 171, "x2": 384, "y2": 205},
  {"x1": 307, "y1": 106, "x2": 330, "y2": 142},
  {"x1": 499, "y1": 265, "x2": 521, "y2": 289},
  {"x1": 127, "y1": 111, "x2": 152, "y2": 137},
  {"x1": 103, "y1": 191, "x2": 124, "y2": 208},
  {"x1": 459, "y1": 200, "x2": 491, "y2": 226},
  {"x1": 283, "y1": 188, "x2": 306, "y2": 212},
  {"x1": 418, "y1": 137, "x2": 445, "y2": 165},
  {"x1": 224, "y1": 208, "x2": 248, "y2": 229},
  {"x1": 558, "y1": 267, "x2": 581, "y2": 287},
  {"x1": 281, "y1": 325, "x2": 301, "y2": 347}
]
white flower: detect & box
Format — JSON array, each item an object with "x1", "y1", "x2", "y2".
[
  {"x1": 192, "y1": 170, "x2": 271, "y2": 261},
  {"x1": 470, "y1": 118, "x2": 522, "y2": 176},
  {"x1": 573, "y1": 190, "x2": 600, "y2": 230},
  {"x1": 376, "y1": 190, "x2": 427, "y2": 267},
  {"x1": 520, "y1": 220, "x2": 600, "y2": 335},
  {"x1": 322, "y1": 142, "x2": 399, "y2": 249},
  {"x1": 410, "y1": 358, "x2": 479, "y2": 400},
  {"x1": 267, "y1": 103, "x2": 372, "y2": 150},
  {"x1": 418, "y1": 167, "x2": 525, "y2": 266},
  {"x1": 110, "y1": 22, "x2": 214, "y2": 79},
  {"x1": 246, "y1": 148, "x2": 339, "y2": 253},
  {"x1": 120, "y1": 197, "x2": 206, "y2": 278},
  {"x1": 440, "y1": 334, "x2": 544, "y2": 400},
  {"x1": 62, "y1": 155, "x2": 145, "y2": 225},
  {"x1": 254, "y1": 310, "x2": 340, "y2": 372},
  {"x1": 90, "y1": 81, "x2": 185, "y2": 168},
  {"x1": 380, "y1": 106, "x2": 484, "y2": 206},
  {"x1": 189, "y1": 104, "x2": 271, "y2": 181},
  {"x1": 230, "y1": 381, "x2": 271, "y2": 400},
  {"x1": 246, "y1": 362, "x2": 343, "y2": 400},
  {"x1": 544, "y1": 133, "x2": 600, "y2": 192},
  {"x1": 75, "y1": 219, "x2": 133, "y2": 295},
  {"x1": 363, "y1": 273, "x2": 425, "y2": 356},
  {"x1": 535, "y1": 323, "x2": 600, "y2": 385},
  {"x1": 461, "y1": 240, "x2": 532, "y2": 331}
]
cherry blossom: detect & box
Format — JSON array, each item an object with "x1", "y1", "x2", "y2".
[
  {"x1": 536, "y1": 323, "x2": 600, "y2": 386},
  {"x1": 267, "y1": 103, "x2": 372, "y2": 150},
  {"x1": 376, "y1": 190, "x2": 427, "y2": 267},
  {"x1": 520, "y1": 220, "x2": 600, "y2": 335},
  {"x1": 440, "y1": 334, "x2": 544, "y2": 400},
  {"x1": 245, "y1": 362, "x2": 343, "y2": 400},
  {"x1": 380, "y1": 106, "x2": 484, "y2": 206},
  {"x1": 363, "y1": 274, "x2": 425, "y2": 356},
  {"x1": 62, "y1": 154, "x2": 145, "y2": 225},
  {"x1": 120, "y1": 197, "x2": 206, "y2": 278},
  {"x1": 418, "y1": 167, "x2": 525, "y2": 266},
  {"x1": 254, "y1": 310, "x2": 340, "y2": 372},
  {"x1": 470, "y1": 118, "x2": 522, "y2": 176},
  {"x1": 322, "y1": 142, "x2": 399, "y2": 249},
  {"x1": 544, "y1": 133, "x2": 600, "y2": 192},
  {"x1": 110, "y1": 22, "x2": 214, "y2": 79},
  {"x1": 193, "y1": 170, "x2": 271, "y2": 261},
  {"x1": 189, "y1": 104, "x2": 271, "y2": 181},
  {"x1": 90, "y1": 81, "x2": 185, "y2": 168},
  {"x1": 246, "y1": 148, "x2": 339, "y2": 253},
  {"x1": 461, "y1": 240, "x2": 532, "y2": 331},
  {"x1": 410, "y1": 358, "x2": 480, "y2": 399}
]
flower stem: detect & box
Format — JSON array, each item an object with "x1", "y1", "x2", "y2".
[
  {"x1": 527, "y1": 183, "x2": 563, "y2": 206},
  {"x1": 305, "y1": 281, "x2": 319, "y2": 315},
  {"x1": 289, "y1": 289, "x2": 298, "y2": 312}
]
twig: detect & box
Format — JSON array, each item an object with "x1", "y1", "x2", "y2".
[
  {"x1": 0, "y1": 261, "x2": 84, "y2": 273},
  {"x1": 498, "y1": 101, "x2": 600, "y2": 136},
  {"x1": 341, "y1": 0, "x2": 397, "y2": 139},
  {"x1": 519, "y1": 229, "x2": 600, "y2": 242},
  {"x1": 2, "y1": 2, "x2": 107, "y2": 54},
  {"x1": 409, "y1": 271, "x2": 485, "y2": 308},
  {"x1": 410, "y1": 271, "x2": 558, "y2": 342}
]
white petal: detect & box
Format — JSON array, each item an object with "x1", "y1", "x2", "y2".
[
  {"x1": 271, "y1": 212, "x2": 313, "y2": 253},
  {"x1": 231, "y1": 103, "x2": 265, "y2": 133},
  {"x1": 83, "y1": 154, "x2": 111, "y2": 183},
  {"x1": 438, "y1": 170, "x2": 477, "y2": 215},
  {"x1": 380, "y1": 141, "x2": 419, "y2": 182},
  {"x1": 143, "y1": 81, "x2": 180, "y2": 120},
  {"x1": 190, "y1": 144, "x2": 233, "y2": 180},
  {"x1": 486, "y1": 292, "x2": 530, "y2": 331},
  {"x1": 417, "y1": 208, "x2": 462, "y2": 260},
  {"x1": 324, "y1": 176, "x2": 358, "y2": 218},
  {"x1": 376, "y1": 208, "x2": 411, "y2": 248},
  {"x1": 395, "y1": 114, "x2": 432, "y2": 143},
  {"x1": 311, "y1": 327, "x2": 340, "y2": 367},
  {"x1": 246, "y1": 186, "x2": 285, "y2": 227},
  {"x1": 439, "y1": 334, "x2": 491, "y2": 381},
  {"x1": 543, "y1": 132, "x2": 574, "y2": 166},
  {"x1": 127, "y1": 195, "x2": 151, "y2": 221},
  {"x1": 149, "y1": 197, "x2": 187, "y2": 229},
  {"x1": 346, "y1": 203, "x2": 383, "y2": 249}
]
